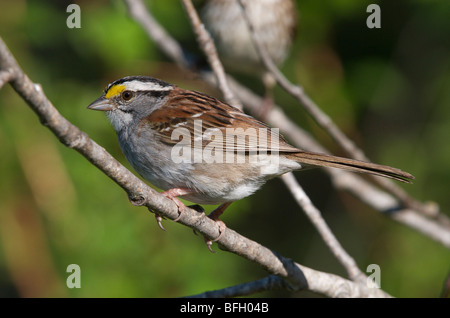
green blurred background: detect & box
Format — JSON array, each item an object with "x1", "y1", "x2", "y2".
[{"x1": 0, "y1": 0, "x2": 449, "y2": 297}]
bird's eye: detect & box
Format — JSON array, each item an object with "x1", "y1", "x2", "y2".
[{"x1": 121, "y1": 90, "x2": 134, "y2": 101}]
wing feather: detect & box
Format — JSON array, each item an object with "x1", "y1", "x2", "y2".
[{"x1": 143, "y1": 87, "x2": 297, "y2": 153}]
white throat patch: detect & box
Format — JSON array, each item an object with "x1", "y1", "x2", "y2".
[{"x1": 106, "y1": 109, "x2": 133, "y2": 132}]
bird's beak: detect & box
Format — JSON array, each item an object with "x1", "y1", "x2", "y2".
[{"x1": 87, "y1": 96, "x2": 114, "y2": 111}]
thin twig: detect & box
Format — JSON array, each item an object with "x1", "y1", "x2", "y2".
[
  {"x1": 187, "y1": 272, "x2": 390, "y2": 298},
  {"x1": 180, "y1": 0, "x2": 243, "y2": 110},
  {"x1": 281, "y1": 173, "x2": 366, "y2": 283}
]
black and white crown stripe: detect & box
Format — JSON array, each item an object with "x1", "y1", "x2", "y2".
[{"x1": 105, "y1": 76, "x2": 174, "y2": 94}]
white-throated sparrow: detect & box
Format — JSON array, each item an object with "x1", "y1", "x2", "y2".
[{"x1": 88, "y1": 76, "x2": 414, "y2": 246}]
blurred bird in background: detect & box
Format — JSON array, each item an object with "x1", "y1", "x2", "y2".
[{"x1": 201, "y1": 0, "x2": 297, "y2": 117}]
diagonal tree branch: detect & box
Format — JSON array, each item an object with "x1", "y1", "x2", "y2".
[
  {"x1": 124, "y1": 0, "x2": 188, "y2": 70},
  {"x1": 188, "y1": 272, "x2": 386, "y2": 298},
  {"x1": 281, "y1": 173, "x2": 366, "y2": 283}
]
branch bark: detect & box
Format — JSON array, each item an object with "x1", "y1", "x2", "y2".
[{"x1": 281, "y1": 173, "x2": 366, "y2": 283}]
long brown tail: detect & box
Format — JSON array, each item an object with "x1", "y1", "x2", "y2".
[{"x1": 287, "y1": 151, "x2": 415, "y2": 183}]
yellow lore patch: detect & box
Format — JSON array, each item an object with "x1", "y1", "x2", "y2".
[{"x1": 105, "y1": 84, "x2": 125, "y2": 99}]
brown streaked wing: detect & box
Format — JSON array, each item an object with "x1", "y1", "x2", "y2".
[{"x1": 143, "y1": 87, "x2": 299, "y2": 153}]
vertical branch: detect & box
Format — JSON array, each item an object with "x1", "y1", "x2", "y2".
[{"x1": 181, "y1": 0, "x2": 243, "y2": 110}]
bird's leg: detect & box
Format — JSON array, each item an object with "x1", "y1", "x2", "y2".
[
  {"x1": 153, "y1": 188, "x2": 194, "y2": 230},
  {"x1": 204, "y1": 202, "x2": 232, "y2": 253},
  {"x1": 156, "y1": 189, "x2": 232, "y2": 254}
]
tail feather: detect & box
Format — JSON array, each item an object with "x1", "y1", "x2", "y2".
[{"x1": 288, "y1": 151, "x2": 415, "y2": 183}]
